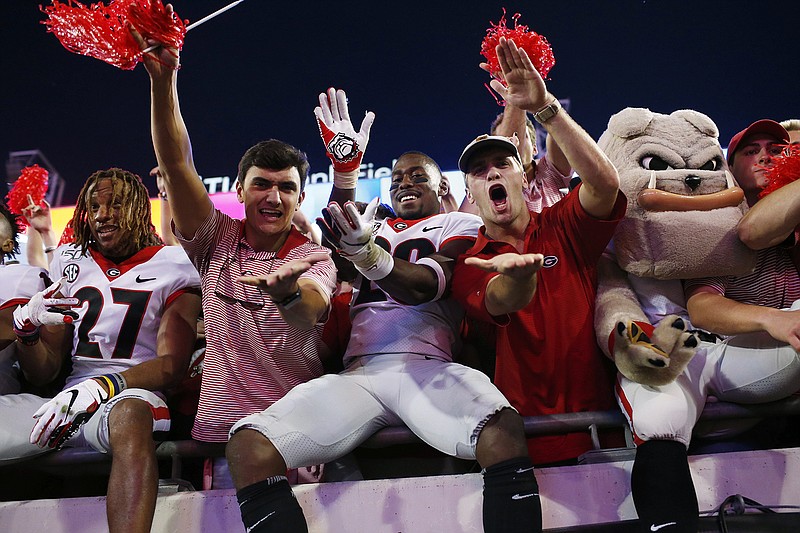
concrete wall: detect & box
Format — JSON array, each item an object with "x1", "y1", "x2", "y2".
[{"x1": 2, "y1": 447, "x2": 799, "y2": 532}]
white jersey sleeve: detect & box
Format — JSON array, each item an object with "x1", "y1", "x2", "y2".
[
  {"x1": 0, "y1": 263, "x2": 49, "y2": 394},
  {"x1": 345, "y1": 212, "x2": 482, "y2": 363},
  {"x1": 0, "y1": 263, "x2": 48, "y2": 310},
  {"x1": 50, "y1": 245, "x2": 201, "y2": 387}
]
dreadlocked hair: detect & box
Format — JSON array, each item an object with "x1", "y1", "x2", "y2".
[
  {"x1": 0, "y1": 200, "x2": 21, "y2": 259},
  {"x1": 71, "y1": 168, "x2": 163, "y2": 255}
]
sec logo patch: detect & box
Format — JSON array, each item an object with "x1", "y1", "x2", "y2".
[{"x1": 63, "y1": 263, "x2": 80, "y2": 283}]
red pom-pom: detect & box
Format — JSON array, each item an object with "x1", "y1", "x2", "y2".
[
  {"x1": 481, "y1": 9, "x2": 556, "y2": 85},
  {"x1": 6, "y1": 165, "x2": 49, "y2": 227},
  {"x1": 759, "y1": 144, "x2": 800, "y2": 198},
  {"x1": 41, "y1": 0, "x2": 187, "y2": 70},
  {"x1": 59, "y1": 221, "x2": 75, "y2": 246}
]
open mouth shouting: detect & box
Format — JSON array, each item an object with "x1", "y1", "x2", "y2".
[{"x1": 489, "y1": 183, "x2": 509, "y2": 210}]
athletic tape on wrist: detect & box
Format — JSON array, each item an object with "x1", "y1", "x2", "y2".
[
  {"x1": 356, "y1": 245, "x2": 395, "y2": 281},
  {"x1": 333, "y1": 169, "x2": 359, "y2": 190},
  {"x1": 414, "y1": 257, "x2": 447, "y2": 302}
]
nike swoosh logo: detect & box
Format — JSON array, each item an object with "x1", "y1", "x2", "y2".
[
  {"x1": 650, "y1": 522, "x2": 677, "y2": 531},
  {"x1": 246, "y1": 511, "x2": 276, "y2": 532},
  {"x1": 65, "y1": 389, "x2": 79, "y2": 412},
  {"x1": 135, "y1": 275, "x2": 156, "y2": 283},
  {"x1": 421, "y1": 226, "x2": 443, "y2": 232},
  {"x1": 515, "y1": 466, "x2": 534, "y2": 474},
  {"x1": 511, "y1": 492, "x2": 538, "y2": 500}
]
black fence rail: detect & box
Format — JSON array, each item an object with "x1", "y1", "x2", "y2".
[{"x1": 3, "y1": 395, "x2": 799, "y2": 481}]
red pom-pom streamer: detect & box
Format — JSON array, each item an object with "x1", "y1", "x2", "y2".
[
  {"x1": 6, "y1": 165, "x2": 49, "y2": 228},
  {"x1": 759, "y1": 144, "x2": 800, "y2": 198},
  {"x1": 59, "y1": 220, "x2": 75, "y2": 246},
  {"x1": 481, "y1": 9, "x2": 555, "y2": 86},
  {"x1": 41, "y1": 0, "x2": 187, "y2": 70}
]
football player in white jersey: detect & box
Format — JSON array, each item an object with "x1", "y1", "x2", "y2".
[
  {"x1": 1, "y1": 168, "x2": 201, "y2": 533},
  {"x1": 0, "y1": 201, "x2": 49, "y2": 394},
  {"x1": 225, "y1": 88, "x2": 546, "y2": 533}
]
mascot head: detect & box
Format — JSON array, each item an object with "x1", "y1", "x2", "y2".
[{"x1": 598, "y1": 108, "x2": 756, "y2": 279}]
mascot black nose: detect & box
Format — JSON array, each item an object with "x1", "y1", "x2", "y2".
[{"x1": 685, "y1": 175, "x2": 702, "y2": 190}]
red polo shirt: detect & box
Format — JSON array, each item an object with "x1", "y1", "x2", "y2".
[{"x1": 452, "y1": 187, "x2": 626, "y2": 464}]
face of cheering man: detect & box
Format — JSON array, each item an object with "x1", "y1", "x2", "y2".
[
  {"x1": 464, "y1": 146, "x2": 529, "y2": 230},
  {"x1": 730, "y1": 135, "x2": 785, "y2": 206},
  {"x1": 389, "y1": 153, "x2": 443, "y2": 220},
  {"x1": 236, "y1": 166, "x2": 305, "y2": 250},
  {"x1": 88, "y1": 178, "x2": 139, "y2": 260}
]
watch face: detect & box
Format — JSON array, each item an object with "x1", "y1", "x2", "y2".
[{"x1": 534, "y1": 101, "x2": 561, "y2": 124}]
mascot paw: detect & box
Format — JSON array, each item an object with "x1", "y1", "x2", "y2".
[{"x1": 611, "y1": 315, "x2": 698, "y2": 386}]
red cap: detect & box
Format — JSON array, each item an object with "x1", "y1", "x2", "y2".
[{"x1": 727, "y1": 119, "x2": 789, "y2": 165}]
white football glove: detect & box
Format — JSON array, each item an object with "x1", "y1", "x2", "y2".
[
  {"x1": 317, "y1": 197, "x2": 394, "y2": 280},
  {"x1": 30, "y1": 377, "x2": 110, "y2": 449},
  {"x1": 13, "y1": 277, "x2": 80, "y2": 329}
]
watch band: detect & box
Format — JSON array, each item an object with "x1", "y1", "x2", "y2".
[
  {"x1": 274, "y1": 288, "x2": 302, "y2": 310},
  {"x1": 532, "y1": 99, "x2": 561, "y2": 124}
]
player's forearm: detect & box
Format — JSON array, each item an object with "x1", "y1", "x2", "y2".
[
  {"x1": 120, "y1": 293, "x2": 201, "y2": 391},
  {"x1": 374, "y1": 260, "x2": 442, "y2": 305},
  {"x1": 120, "y1": 352, "x2": 191, "y2": 391},
  {"x1": 328, "y1": 185, "x2": 356, "y2": 207},
  {"x1": 17, "y1": 326, "x2": 68, "y2": 386},
  {"x1": 738, "y1": 179, "x2": 800, "y2": 250}
]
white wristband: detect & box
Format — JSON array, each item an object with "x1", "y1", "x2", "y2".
[
  {"x1": 333, "y1": 169, "x2": 359, "y2": 190},
  {"x1": 414, "y1": 257, "x2": 447, "y2": 302},
  {"x1": 355, "y1": 245, "x2": 395, "y2": 281}
]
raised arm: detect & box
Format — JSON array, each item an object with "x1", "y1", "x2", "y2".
[
  {"x1": 493, "y1": 104, "x2": 536, "y2": 166},
  {"x1": 134, "y1": 20, "x2": 213, "y2": 240},
  {"x1": 488, "y1": 37, "x2": 618, "y2": 218},
  {"x1": 150, "y1": 166, "x2": 180, "y2": 246},
  {"x1": 737, "y1": 177, "x2": 800, "y2": 250},
  {"x1": 314, "y1": 87, "x2": 375, "y2": 206},
  {"x1": 22, "y1": 196, "x2": 58, "y2": 269}
]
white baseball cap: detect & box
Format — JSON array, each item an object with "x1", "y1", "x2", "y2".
[{"x1": 458, "y1": 134, "x2": 522, "y2": 173}]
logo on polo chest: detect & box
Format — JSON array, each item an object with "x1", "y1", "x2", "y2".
[{"x1": 542, "y1": 256, "x2": 558, "y2": 268}]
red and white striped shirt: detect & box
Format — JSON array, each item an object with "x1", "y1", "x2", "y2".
[
  {"x1": 524, "y1": 155, "x2": 572, "y2": 213},
  {"x1": 177, "y1": 209, "x2": 337, "y2": 442},
  {"x1": 684, "y1": 245, "x2": 800, "y2": 309}
]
